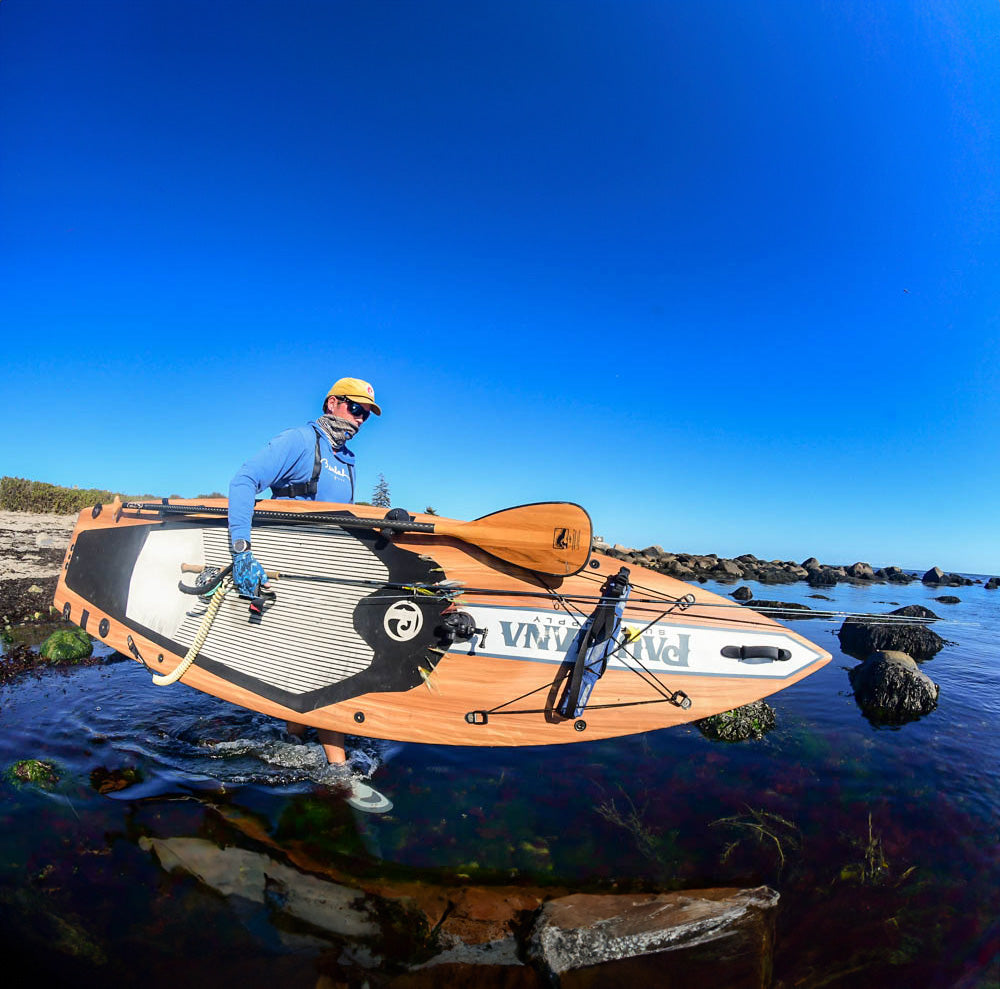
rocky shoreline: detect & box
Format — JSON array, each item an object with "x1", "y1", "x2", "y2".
[{"x1": 593, "y1": 538, "x2": 994, "y2": 589}]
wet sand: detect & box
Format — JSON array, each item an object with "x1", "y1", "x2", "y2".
[{"x1": 0, "y1": 511, "x2": 76, "y2": 624}]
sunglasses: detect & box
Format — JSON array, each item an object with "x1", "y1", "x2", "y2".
[{"x1": 335, "y1": 396, "x2": 371, "y2": 421}]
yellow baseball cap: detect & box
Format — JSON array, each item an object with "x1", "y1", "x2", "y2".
[{"x1": 324, "y1": 377, "x2": 382, "y2": 415}]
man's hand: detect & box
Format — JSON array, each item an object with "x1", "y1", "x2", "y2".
[{"x1": 232, "y1": 549, "x2": 269, "y2": 599}]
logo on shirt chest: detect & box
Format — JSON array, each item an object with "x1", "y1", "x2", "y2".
[{"x1": 320, "y1": 458, "x2": 350, "y2": 480}]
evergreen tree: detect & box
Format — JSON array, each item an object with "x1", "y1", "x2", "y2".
[{"x1": 372, "y1": 473, "x2": 391, "y2": 508}]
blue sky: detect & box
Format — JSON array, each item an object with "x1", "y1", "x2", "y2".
[{"x1": 2, "y1": 1, "x2": 998, "y2": 573}]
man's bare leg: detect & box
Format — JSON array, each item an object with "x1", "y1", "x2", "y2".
[
  {"x1": 317, "y1": 728, "x2": 347, "y2": 765},
  {"x1": 285, "y1": 721, "x2": 347, "y2": 765}
]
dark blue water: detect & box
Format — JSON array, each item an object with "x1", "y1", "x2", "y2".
[{"x1": 1, "y1": 576, "x2": 998, "y2": 986}]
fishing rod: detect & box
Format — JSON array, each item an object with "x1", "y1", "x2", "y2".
[{"x1": 176, "y1": 563, "x2": 971, "y2": 626}]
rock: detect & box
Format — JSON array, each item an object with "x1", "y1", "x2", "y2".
[
  {"x1": 667, "y1": 563, "x2": 695, "y2": 579},
  {"x1": 987, "y1": 577, "x2": 1000, "y2": 590},
  {"x1": 526, "y1": 886, "x2": 778, "y2": 985},
  {"x1": 756, "y1": 567, "x2": 799, "y2": 585},
  {"x1": 90, "y1": 766, "x2": 144, "y2": 794},
  {"x1": 846, "y1": 562, "x2": 875, "y2": 580},
  {"x1": 838, "y1": 607, "x2": 945, "y2": 662},
  {"x1": 922, "y1": 566, "x2": 945, "y2": 584},
  {"x1": 933, "y1": 596, "x2": 960, "y2": 605},
  {"x1": 713, "y1": 560, "x2": 743, "y2": 578},
  {"x1": 800, "y1": 557, "x2": 820, "y2": 570},
  {"x1": 739, "y1": 600, "x2": 816, "y2": 621},
  {"x1": 639, "y1": 545, "x2": 666, "y2": 560},
  {"x1": 848, "y1": 650, "x2": 939, "y2": 724},
  {"x1": 807, "y1": 568, "x2": 837, "y2": 587},
  {"x1": 732, "y1": 586, "x2": 752, "y2": 601},
  {"x1": 39, "y1": 627, "x2": 93, "y2": 662},
  {"x1": 140, "y1": 837, "x2": 383, "y2": 940},
  {"x1": 7, "y1": 759, "x2": 60, "y2": 788},
  {"x1": 890, "y1": 604, "x2": 940, "y2": 620},
  {"x1": 695, "y1": 700, "x2": 776, "y2": 741}
]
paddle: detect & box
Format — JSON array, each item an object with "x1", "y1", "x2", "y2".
[{"x1": 118, "y1": 499, "x2": 592, "y2": 577}]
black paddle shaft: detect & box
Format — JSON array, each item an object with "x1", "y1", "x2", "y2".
[{"x1": 122, "y1": 501, "x2": 436, "y2": 534}]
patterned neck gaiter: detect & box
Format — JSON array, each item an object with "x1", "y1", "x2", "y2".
[{"x1": 316, "y1": 414, "x2": 358, "y2": 452}]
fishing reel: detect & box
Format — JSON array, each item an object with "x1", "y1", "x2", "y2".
[{"x1": 436, "y1": 610, "x2": 488, "y2": 651}]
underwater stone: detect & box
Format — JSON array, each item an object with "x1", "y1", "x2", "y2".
[
  {"x1": 7, "y1": 759, "x2": 60, "y2": 788},
  {"x1": 695, "y1": 700, "x2": 776, "y2": 742},
  {"x1": 140, "y1": 837, "x2": 380, "y2": 939},
  {"x1": 526, "y1": 886, "x2": 778, "y2": 982},
  {"x1": 848, "y1": 650, "x2": 939, "y2": 724}
]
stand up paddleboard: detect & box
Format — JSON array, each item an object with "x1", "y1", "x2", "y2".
[{"x1": 53, "y1": 498, "x2": 831, "y2": 747}]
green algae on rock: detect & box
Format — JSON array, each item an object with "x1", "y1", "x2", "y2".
[
  {"x1": 696, "y1": 700, "x2": 776, "y2": 742},
  {"x1": 7, "y1": 759, "x2": 61, "y2": 788},
  {"x1": 40, "y1": 627, "x2": 93, "y2": 663}
]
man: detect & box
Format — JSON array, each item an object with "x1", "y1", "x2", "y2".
[{"x1": 227, "y1": 376, "x2": 381, "y2": 766}]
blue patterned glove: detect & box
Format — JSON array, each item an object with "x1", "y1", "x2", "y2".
[{"x1": 232, "y1": 549, "x2": 269, "y2": 598}]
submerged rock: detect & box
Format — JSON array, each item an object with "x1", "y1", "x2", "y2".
[
  {"x1": 848, "y1": 650, "x2": 939, "y2": 724},
  {"x1": 526, "y1": 886, "x2": 778, "y2": 984},
  {"x1": 838, "y1": 607, "x2": 944, "y2": 662},
  {"x1": 933, "y1": 596, "x2": 960, "y2": 605},
  {"x1": 7, "y1": 758, "x2": 60, "y2": 788},
  {"x1": 90, "y1": 766, "x2": 144, "y2": 794},
  {"x1": 141, "y1": 836, "x2": 383, "y2": 941},
  {"x1": 39, "y1": 627, "x2": 92, "y2": 662},
  {"x1": 695, "y1": 700, "x2": 776, "y2": 742}
]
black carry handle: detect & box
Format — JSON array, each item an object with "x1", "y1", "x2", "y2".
[{"x1": 721, "y1": 645, "x2": 792, "y2": 663}]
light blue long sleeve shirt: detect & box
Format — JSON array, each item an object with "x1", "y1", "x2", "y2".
[{"x1": 228, "y1": 421, "x2": 356, "y2": 546}]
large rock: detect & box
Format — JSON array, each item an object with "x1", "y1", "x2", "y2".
[
  {"x1": 140, "y1": 837, "x2": 382, "y2": 939},
  {"x1": 837, "y1": 607, "x2": 945, "y2": 662},
  {"x1": 987, "y1": 577, "x2": 1000, "y2": 590},
  {"x1": 732, "y1": 586, "x2": 753, "y2": 601},
  {"x1": 713, "y1": 560, "x2": 743, "y2": 578},
  {"x1": 39, "y1": 627, "x2": 93, "y2": 662},
  {"x1": 846, "y1": 562, "x2": 875, "y2": 580},
  {"x1": 922, "y1": 567, "x2": 973, "y2": 587},
  {"x1": 848, "y1": 650, "x2": 939, "y2": 724},
  {"x1": 807, "y1": 568, "x2": 838, "y2": 587},
  {"x1": 527, "y1": 887, "x2": 777, "y2": 986}
]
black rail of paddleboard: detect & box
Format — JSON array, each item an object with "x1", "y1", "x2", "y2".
[{"x1": 121, "y1": 501, "x2": 436, "y2": 533}]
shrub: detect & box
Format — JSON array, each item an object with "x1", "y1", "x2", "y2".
[{"x1": 0, "y1": 476, "x2": 125, "y2": 513}]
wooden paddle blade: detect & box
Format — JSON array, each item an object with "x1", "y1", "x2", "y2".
[{"x1": 436, "y1": 502, "x2": 593, "y2": 576}]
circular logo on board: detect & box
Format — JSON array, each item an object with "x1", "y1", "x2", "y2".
[{"x1": 384, "y1": 601, "x2": 423, "y2": 642}]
